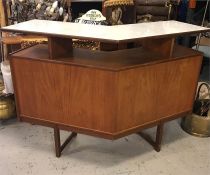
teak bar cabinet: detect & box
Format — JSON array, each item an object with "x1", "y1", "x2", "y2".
[{"x1": 1, "y1": 20, "x2": 209, "y2": 157}]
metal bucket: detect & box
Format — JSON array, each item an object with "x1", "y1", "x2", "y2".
[
  {"x1": 181, "y1": 113, "x2": 210, "y2": 137},
  {"x1": 0, "y1": 94, "x2": 16, "y2": 120}
]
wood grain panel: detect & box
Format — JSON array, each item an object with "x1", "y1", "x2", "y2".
[
  {"x1": 11, "y1": 58, "x2": 72, "y2": 124},
  {"x1": 48, "y1": 37, "x2": 72, "y2": 59},
  {"x1": 156, "y1": 56, "x2": 202, "y2": 118},
  {"x1": 11, "y1": 58, "x2": 118, "y2": 133},
  {"x1": 70, "y1": 67, "x2": 118, "y2": 133},
  {"x1": 100, "y1": 42, "x2": 128, "y2": 51},
  {"x1": 141, "y1": 37, "x2": 175, "y2": 57},
  {"x1": 116, "y1": 56, "x2": 202, "y2": 132},
  {"x1": 117, "y1": 65, "x2": 158, "y2": 131},
  {"x1": 10, "y1": 45, "x2": 202, "y2": 138}
]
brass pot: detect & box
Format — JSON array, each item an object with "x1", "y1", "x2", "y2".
[
  {"x1": 181, "y1": 113, "x2": 210, "y2": 137},
  {"x1": 0, "y1": 80, "x2": 4, "y2": 95},
  {"x1": 0, "y1": 94, "x2": 16, "y2": 120}
]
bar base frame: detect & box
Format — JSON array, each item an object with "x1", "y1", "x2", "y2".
[
  {"x1": 138, "y1": 122, "x2": 164, "y2": 152},
  {"x1": 54, "y1": 127, "x2": 77, "y2": 157}
]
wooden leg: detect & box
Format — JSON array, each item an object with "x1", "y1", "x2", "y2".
[
  {"x1": 155, "y1": 122, "x2": 164, "y2": 151},
  {"x1": 54, "y1": 127, "x2": 61, "y2": 157},
  {"x1": 138, "y1": 122, "x2": 164, "y2": 152},
  {"x1": 53, "y1": 127, "x2": 77, "y2": 157}
]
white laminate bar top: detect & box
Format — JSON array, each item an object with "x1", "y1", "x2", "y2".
[{"x1": 1, "y1": 19, "x2": 209, "y2": 43}]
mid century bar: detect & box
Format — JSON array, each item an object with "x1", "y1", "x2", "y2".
[{"x1": 1, "y1": 20, "x2": 209, "y2": 157}]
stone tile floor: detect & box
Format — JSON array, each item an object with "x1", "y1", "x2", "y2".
[{"x1": 0, "y1": 119, "x2": 209, "y2": 175}]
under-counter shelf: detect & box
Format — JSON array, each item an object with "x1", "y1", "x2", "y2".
[{"x1": 11, "y1": 44, "x2": 201, "y2": 71}]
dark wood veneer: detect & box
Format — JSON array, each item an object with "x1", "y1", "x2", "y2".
[
  {"x1": 20, "y1": 110, "x2": 191, "y2": 140},
  {"x1": 10, "y1": 44, "x2": 202, "y2": 139},
  {"x1": 48, "y1": 37, "x2": 73, "y2": 59}
]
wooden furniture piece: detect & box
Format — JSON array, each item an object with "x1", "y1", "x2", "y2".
[
  {"x1": 1, "y1": 20, "x2": 209, "y2": 157},
  {"x1": 135, "y1": 0, "x2": 178, "y2": 22}
]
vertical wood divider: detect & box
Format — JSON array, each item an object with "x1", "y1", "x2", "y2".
[
  {"x1": 100, "y1": 42, "x2": 128, "y2": 51},
  {"x1": 141, "y1": 37, "x2": 175, "y2": 58},
  {"x1": 48, "y1": 37, "x2": 73, "y2": 59}
]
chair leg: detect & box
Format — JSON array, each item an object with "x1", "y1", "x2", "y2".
[
  {"x1": 53, "y1": 127, "x2": 77, "y2": 157},
  {"x1": 138, "y1": 122, "x2": 164, "y2": 152}
]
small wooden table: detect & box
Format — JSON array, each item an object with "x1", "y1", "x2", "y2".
[{"x1": 1, "y1": 20, "x2": 209, "y2": 157}]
